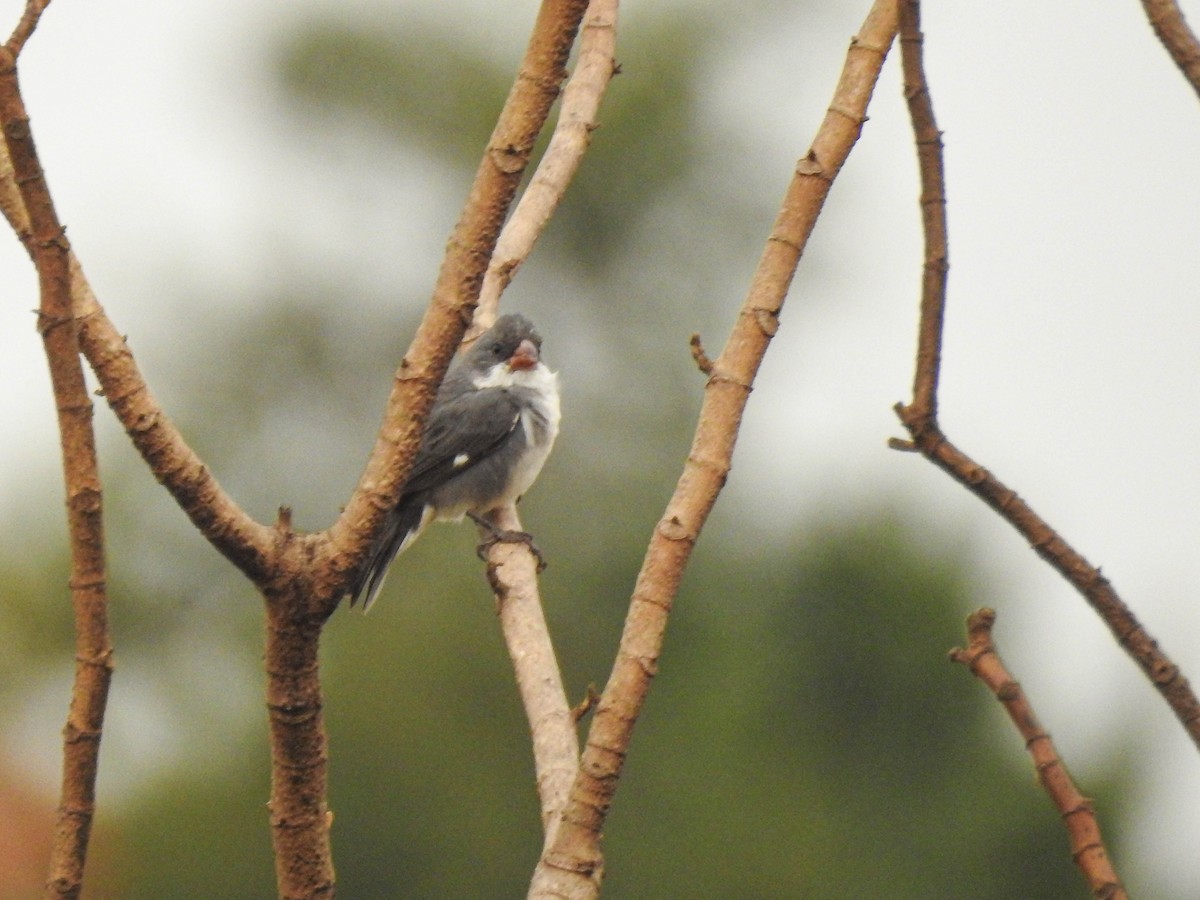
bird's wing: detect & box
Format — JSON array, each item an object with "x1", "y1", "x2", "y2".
[{"x1": 400, "y1": 387, "x2": 522, "y2": 496}]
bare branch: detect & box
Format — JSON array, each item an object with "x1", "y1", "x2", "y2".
[
  {"x1": 0, "y1": 45, "x2": 111, "y2": 900},
  {"x1": 528, "y1": 3, "x2": 903, "y2": 895},
  {"x1": 323, "y1": 0, "x2": 591, "y2": 606},
  {"x1": 897, "y1": 0, "x2": 946, "y2": 431},
  {"x1": 5, "y1": 0, "x2": 51, "y2": 58},
  {"x1": 72, "y1": 269, "x2": 279, "y2": 581},
  {"x1": 950, "y1": 609, "x2": 1128, "y2": 899},
  {"x1": 469, "y1": 0, "x2": 620, "y2": 339},
  {"x1": 892, "y1": 0, "x2": 1200, "y2": 751},
  {"x1": 1139, "y1": 0, "x2": 1200, "y2": 101},
  {"x1": 480, "y1": 506, "x2": 579, "y2": 850},
  {"x1": 0, "y1": 116, "x2": 284, "y2": 587}
]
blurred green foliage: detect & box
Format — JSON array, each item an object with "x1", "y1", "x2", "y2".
[{"x1": 0, "y1": 5, "x2": 1131, "y2": 898}]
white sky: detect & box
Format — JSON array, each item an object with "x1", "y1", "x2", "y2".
[{"x1": 1, "y1": 0, "x2": 1199, "y2": 894}]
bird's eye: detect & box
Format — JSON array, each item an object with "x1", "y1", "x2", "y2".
[{"x1": 490, "y1": 342, "x2": 503, "y2": 356}]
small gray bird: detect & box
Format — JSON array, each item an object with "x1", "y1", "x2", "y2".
[{"x1": 348, "y1": 314, "x2": 561, "y2": 611}]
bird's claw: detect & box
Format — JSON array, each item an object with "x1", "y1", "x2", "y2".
[{"x1": 470, "y1": 513, "x2": 547, "y2": 572}]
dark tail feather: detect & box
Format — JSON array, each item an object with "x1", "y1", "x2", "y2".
[{"x1": 347, "y1": 497, "x2": 428, "y2": 611}]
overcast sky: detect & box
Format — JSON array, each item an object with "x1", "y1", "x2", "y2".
[{"x1": 1, "y1": 0, "x2": 1199, "y2": 894}]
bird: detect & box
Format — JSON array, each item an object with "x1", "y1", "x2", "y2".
[{"x1": 348, "y1": 313, "x2": 561, "y2": 611}]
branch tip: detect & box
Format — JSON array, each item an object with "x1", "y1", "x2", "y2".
[
  {"x1": 689, "y1": 333, "x2": 714, "y2": 375},
  {"x1": 572, "y1": 684, "x2": 600, "y2": 723}
]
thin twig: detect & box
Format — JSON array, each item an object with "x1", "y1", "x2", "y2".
[
  {"x1": 528, "y1": 3, "x2": 902, "y2": 895},
  {"x1": 1139, "y1": 0, "x2": 1200, "y2": 101},
  {"x1": 950, "y1": 609, "x2": 1128, "y2": 899},
  {"x1": 5, "y1": 0, "x2": 51, "y2": 58},
  {"x1": 469, "y1": 0, "x2": 620, "y2": 339},
  {"x1": 892, "y1": 0, "x2": 1200, "y2": 751},
  {"x1": 0, "y1": 43, "x2": 111, "y2": 900},
  {"x1": 897, "y1": 0, "x2": 946, "y2": 431}
]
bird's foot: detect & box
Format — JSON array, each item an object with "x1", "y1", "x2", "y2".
[{"x1": 469, "y1": 512, "x2": 548, "y2": 572}]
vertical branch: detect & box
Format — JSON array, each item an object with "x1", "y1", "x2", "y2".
[
  {"x1": 529, "y1": 3, "x2": 902, "y2": 895},
  {"x1": 898, "y1": 0, "x2": 946, "y2": 429},
  {"x1": 0, "y1": 24, "x2": 112, "y2": 900},
  {"x1": 950, "y1": 610, "x2": 1128, "y2": 899},
  {"x1": 892, "y1": 0, "x2": 1200, "y2": 751},
  {"x1": 263, "y1": 551, "x2": 335, "y2": 900},
  {"x1": 481, "y1": 507, "x2": 579, "y2": 850},
  {"x1": 1139, "y1": 0, "x2": 1200, "y2": 100}
]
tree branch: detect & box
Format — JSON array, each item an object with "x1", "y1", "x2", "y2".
[
  {"x1": 467, "y1": 0, "x2": 621, "y2": 850},
  {"x1": 892, "y1": 0, "x2": 1200, "y2": 751},
  {"x1": 480, "y1": 506, "x2": 579, "y2": 850},
  {"x1": 528, "y1": 3, "x2": 902, "y2": 895},
  {"x1": 0, "y1": 38, "x2": 111, "y2": 900},
  {"x1": 322, "y1": 0, "x2": 591, "y2": 607},
  {"x1": 470, "y1": 0, "x2": 620, "y2": 338},
  {"x1": 1139, "y1": 0, "x2": 1200, "y2": 101},
  {"x1": 950, "y1": 609, "x2": 1128, "y2": 899},
  {"x1": 5, "y1": 0, "x2": 51, "y2": 58}
]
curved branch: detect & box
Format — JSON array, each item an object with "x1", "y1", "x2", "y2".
[
  {"x1": 893, "y1": 0, "x2": 1200, "y2": 751},
  {"x1": 528, "y1": 3, "x2": 902, "y2": 895},
  {"x1": 470, "y1": 0, "x2": 620, "y2": 338},
  {"x1": 0, "y1": 47, "x2": 111, "y2": 900},
  {"x1": 950, "y1": 609, "x2": 1128, "y2": 899},
  {"x1": 1140, "y1": 0, "x2": 1200, "y2": 101}
]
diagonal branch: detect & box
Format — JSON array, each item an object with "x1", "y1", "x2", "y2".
[
  {"x1": 470, "y1": 0, "x2": 620, "y2": 338},
  {"x1": 950, "y1": 609, "x2": 1128, "y2": 899},
  {"x1": 892, "y1": 0, "x2": 1200, "y2": 750},
  {"x1": 528, "y1": 2, "x2": 903, "y2": 895},
  {"x1": 6, "y1": 0, "x2": 51, "y2": 58},
  {"x1": 1139, "y1": 0, "x2": 1200, "y2": 101},
  {"x1": 0, "y1": 162, "x2": 279, "y2": 583},
  {"x1": 0, "y1": 40, "x2": 111, "y2": 900},
  {"x1": 321, "y1": 0, "x2": 592, "y2": 607}
]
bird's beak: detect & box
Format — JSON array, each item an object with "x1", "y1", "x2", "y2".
[{"x1": 508, "y1": 339, "x2": 540, "y2": 372}]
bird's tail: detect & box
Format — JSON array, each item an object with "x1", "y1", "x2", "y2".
[{"x1": 347, "y1": 497, "x2": 430, "y2": 612}]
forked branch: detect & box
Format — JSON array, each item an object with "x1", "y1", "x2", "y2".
[
  {"x1": 950, "y1": 609, "x2": 1128, "y2": 899},
  {"x1": 0, "y1": 1, "x2": 594, "y2": 897},
  {"x1": 892, "y1": 0, "x2": 1200, "y2": 749},
  {"x1": 528, "y1": 2, "x2": 903, "y2": 895}
]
